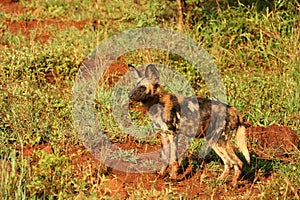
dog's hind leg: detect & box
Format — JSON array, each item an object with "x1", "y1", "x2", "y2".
[
  {"x1": 212, "y1": 138, "x2": 243, "y2": 187},
  {"x1": 212, "y1": 142, "x2": 232, "y2": 180},
  {"x1": 224, "y1": 140, "x2": 244, "y2": 187}
]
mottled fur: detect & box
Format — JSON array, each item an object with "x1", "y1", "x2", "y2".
[{"x1": 128, "y1": 64, "x2": 250, "y2": 186}]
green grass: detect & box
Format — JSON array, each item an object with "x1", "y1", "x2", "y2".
[{"x1": 1, "y1": 0, "x2": 299, "y2": 198}]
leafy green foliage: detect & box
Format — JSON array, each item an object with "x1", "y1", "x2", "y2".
[{"x1": 0, "y1": 0, "x2": 299, "y2": 198}]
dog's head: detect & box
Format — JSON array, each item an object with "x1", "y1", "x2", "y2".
[{"x1": 128, "y1": 64, "x2": 160, "y2": 102}]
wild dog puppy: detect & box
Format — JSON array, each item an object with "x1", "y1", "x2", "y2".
[{"x1": 128, "y1": 64, "x2": 250, "y2": 186}]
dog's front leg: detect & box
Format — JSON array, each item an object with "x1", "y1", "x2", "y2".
[
  {"x1": 158, "y1": 131, "x2": 169, "y2": 177},
  {"x1": 168, "y1": 133, "x2": 179, "y2": 180}
]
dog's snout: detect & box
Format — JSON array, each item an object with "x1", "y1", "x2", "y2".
[{"x1": 128, "y1": 90, "x2": 135, "y2": 99}]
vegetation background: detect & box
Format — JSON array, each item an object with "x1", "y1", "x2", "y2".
[{"x1": 0, "y1": 0, "x2": 299, "y2": 199}]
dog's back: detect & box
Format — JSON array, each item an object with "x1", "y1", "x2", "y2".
[{"x1": 129, "y1": 64, "x2": 250, "y2": 186}]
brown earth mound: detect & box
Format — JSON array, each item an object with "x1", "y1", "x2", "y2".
[{"x1": 246, "y1": 124, "x2": 299, "y2": 162}]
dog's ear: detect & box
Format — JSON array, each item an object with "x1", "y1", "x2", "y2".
[
  {"x1": 145, "y1": 64, "x2": 159, "y2": 84},
  {"x1": 129, "y1": 64, "x2": 142, "y2": 80}
]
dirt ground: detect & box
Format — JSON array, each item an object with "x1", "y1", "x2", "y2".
[
  {"x1": 2, "y1": 0, "x2": 299, "y2": 198},
  {"x1": 18, "y1": 124, "x2": 299, "y2": 198},
  {"x1": 0, "y1": 0, "x2": 88, "y2": 43}
]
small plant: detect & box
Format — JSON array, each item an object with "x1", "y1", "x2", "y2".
[{"x1": 0, "y1": 0, "x2": 299, "y2": 198}]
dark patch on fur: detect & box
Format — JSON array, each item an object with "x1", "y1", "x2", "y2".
[{"x1": 128, "y1": 64, "x2": 250, "y2": 186}]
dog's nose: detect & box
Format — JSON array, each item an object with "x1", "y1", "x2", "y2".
[{"x1": 128, "y1": 91, "x2": 134, "y2": 99}]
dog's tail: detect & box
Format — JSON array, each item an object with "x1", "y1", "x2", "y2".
[{"x1": 236, "y1": 117, "x2": 250, "y2": 164}]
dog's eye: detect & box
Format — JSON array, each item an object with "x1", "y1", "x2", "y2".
[{"x1": 139, "y1": 86, "x2": 146, "y2": 92}]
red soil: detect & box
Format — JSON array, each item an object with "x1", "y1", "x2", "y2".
[{"x1": 3, "y1": 1, "x2": 299, "y2": 198}]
